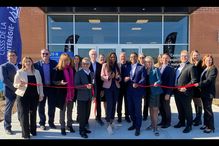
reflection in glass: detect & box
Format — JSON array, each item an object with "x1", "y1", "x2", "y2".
[
  {"x1": 48, "y1": 15, "x2": 73, "y2": 44},
  {"x1": 164, "y1": 16, "x2": 188, "y2": 44},
  {"x1": 121, "y1": 49, "x2": 138, "y2": 59},
  {"x1": 78, "y1": 48, "x2": 91, "y2": 58},
  {"x1": 99, "y1": 49, "x2": 116, "y2": 57},
  {"x1": 120, "y1": 16, "x2": 162, "y2": 44},
  {"x1": 142, "y1": 48, "x2": 159, "y2": 59},
  {"x1": 75, "y1": 15, "x2": 118, "y2": 44}
]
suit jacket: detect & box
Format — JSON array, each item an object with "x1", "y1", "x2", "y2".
[
  {"x1": 149, "y1": 67, "x2": 163, "y2": 96},
  {"x1": 75, "y1": 69, "x2": 95, "y2": 101},
  {"x1": 160, "y1": 65, "x2": 175, "y2": 95},
  {"x1": 34, "y1": 59, "x2": 57, "y2": 96},
  {"x1": 13, "y1": 69, "x2": 44, "y2": 97},
  {"x1": 175, "y1": 62, "x2": 198, "y2": 96},
  {"x1": 101, "y1": 63, "x2": 121, "y2": 89},
  {"x1": 124, "y1": 63, "x2": 146, "y2": 97},
  {"x1": 89, "y1": 61, "x2": 103, "y2": 97},
  {"x1": 1, "y1": 62, "x2": 21, "y2": 100},
  {"x1": 199, "y1": 66, "x2": 218, "y2": 98}
]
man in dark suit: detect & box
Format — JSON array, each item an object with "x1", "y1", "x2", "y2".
[
  {"x1": 1, "y1": 50, "x2": 21, "y2": 135},
  {"x1": 34, "y1": 49, "x2": 57, "y2": 130},
  {"x1": 159, "y1": 53, "x2": 175, "y2": 128},
  {"x1": 117, "y1": 52, "x2": 131, "y2": 123},
  {"x1": 75, "y1": 57, "x2": 94, "y2": 138},
  {"x1": 89, "y1": 49, "x2": 104, "y2": 126},
  {"x1": 174, "y1": 50, "x2": 198, "y2": 133},
  {"x1": 124, "y1": 52, "x2": 146, "y2": 136}
]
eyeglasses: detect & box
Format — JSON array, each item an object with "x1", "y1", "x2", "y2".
[
  {"x1": 82, "y1": 62, "x2": 90, "y2": 65},
  {"x1": 42, "y1": 53, "x2": 49, "y2": 56}
]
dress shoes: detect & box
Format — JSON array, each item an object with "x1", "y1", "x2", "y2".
[
  {"x1": 193, "y1": 121, "x2": 202, "y2": 126},
  {"x1": 49, "y1": 124, "x2": 57, "y2": 129},
  {"x1": 183, "y1": 126, "x2": 192, "y2": 133},
  {"x1": 161, "y1": 124, "x2": 171, "y2": 129},
  {"x1": 200, "y1": 125, "x2": 207, "y2": 130},
  {"x1": 128, "y1": 125, "x2": 135, "y2": 131},
  {"x1": 157, "y1": 122, "x2": 164, "y2": 126},
  {"x1": 30, "y1": 131, "x2": 37, "y2": 136},
  {"x1": 203, "y1": 128, "x2": 214, "y2": 133},
  {"x1": 117, "y1": 117, "x2": 122, "y2": 123},
  {"x1": 5, "y1": 129, "x2": 14, "y2": 135},
  {"x1": 61, "y1": 128, "x2": 66, "y2": 135},
  {"x1": 143, "y1": 116, "x2": 147, "y2": 121},
  {"x1": 85, "y1": 129, "x2": 91, "y2": 134},
  {"x1": 80, "y1": 132, "x2": 88, "y2": 138},
  {"x1": 174, "y1": 122, "x2": 185, "y2": 128},
  {"x1": 40, "y1": 125, "x2": 46, "y2": 130},
  {"x1": 67, "y1": 126, "x2": 75, "y2": 133},
  {"x1": 96, "y1": 118, "x2": 104, "y2": 126},
  {"x1": 135, "y1": 129, "x2": 140, "y2": 136}
]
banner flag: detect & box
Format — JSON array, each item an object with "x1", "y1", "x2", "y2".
[{"x1": 0, "y1": 7, "x2": 22, "y2": 65}]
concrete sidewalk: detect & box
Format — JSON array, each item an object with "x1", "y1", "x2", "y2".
[{"x1": 0, "y1": 97, "x2": 219, "y2": 139}]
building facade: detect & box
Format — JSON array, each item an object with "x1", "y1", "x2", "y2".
[{"x1": 19, "y1": 7, "x2": 219, "y2": 97}]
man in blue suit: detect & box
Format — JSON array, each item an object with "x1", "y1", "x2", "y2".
[
  {"x1": 159, "y1": 53, "x2": 175, "y2": 128},
  {"x1": 34, "y1": 49, "x2": 57, "y2": 130},
  {"x1": 1, "y1": 50, "x2": 21, "y2": 135},
  {"x1": 124, "y1": 52, "x2": 146, "y2": 136}
]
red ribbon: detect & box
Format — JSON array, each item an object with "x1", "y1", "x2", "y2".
[{"x1": 137, "y1": 83, "x2": 196, "y2": 89}]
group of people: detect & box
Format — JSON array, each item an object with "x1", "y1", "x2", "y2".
[{"x1": 1, "y1": 48, "x2": 218, "y2": 139}]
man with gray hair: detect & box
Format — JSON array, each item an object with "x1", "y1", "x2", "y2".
[{"x1": 89, "y1": 49, "x2": 104, "y2": 126}]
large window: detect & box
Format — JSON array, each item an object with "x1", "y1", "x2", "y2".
[
  {"x1": 75, "y1": 15, "x2": 118, "y2": 44},
  {"x1": 120, "y1": 16, "x2": 162, "y2": 44}
]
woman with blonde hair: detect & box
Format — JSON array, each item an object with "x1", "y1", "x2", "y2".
[
  {"x1": 145, "y1": 56, "x2": 163, "y2": 136},
  {"x1": 195, "y1": 54, "x2": 218, "y2": 133},
  {"x1": 190, "y1": 50, "x2": 204, "y2": 126},
  {"x1": 14, "y1": 56, "x2": 44, "y2": 139},
  {"x1": 53, "y1": 53, "x2": 75, "y2": 135},
  {"x1": 154, "y1": 54, "x2": 163, "y2": 68}
]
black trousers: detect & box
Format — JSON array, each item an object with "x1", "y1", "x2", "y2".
[
  {"x1": 17, "y1": 95, "x2": 38, "y2": 137},
  {"x1": 159, "y1": 93, "x2": 171, "y2": 125},
  {"x1": 38, "y1": 88, "x2": 56, "y2": 126},
  {"x1": 96, "y1": 90, "x2": 102, "y2": 120},
  {"x1": 143, "y1": 95, "x2": 149, "y2": 119},
  {"x1": 117, "y1": 85, "x2": 129, "y2": 118},
  {"x1": 201, "y1": 96, "x2": 214, "y2": 130},
  {"x1": 174, "y1": 90, "x2": 193, "y2": 127},
  {"x1": 78, "y1": 100, "x2": 91, "y2": 132}
]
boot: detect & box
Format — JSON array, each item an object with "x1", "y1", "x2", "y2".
[{"x1": 193, "y1": 106, "x2": 202, "y2": 126}]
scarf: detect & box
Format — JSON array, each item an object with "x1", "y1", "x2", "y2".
[{"x1": 63, "y1": 65, "x2": 74, "y2": 102}]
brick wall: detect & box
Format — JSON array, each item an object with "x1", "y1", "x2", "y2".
[
  {"x1": 19, "y1": 7, "x2": 46, "y2": 62},
  {"x1": 190, "y1": 7, "x2": 219, "y2": 98}
]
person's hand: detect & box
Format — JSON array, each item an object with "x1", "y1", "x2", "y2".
[
  {"x1": 165, "y1": 94, "x2": 170, "y2": 100},
  {"x1": 124, "y1": 77, "x2": 130, "y2": 82},
  {"x1": 39, "y1": 96, "x2": 44, "y2": 102},
  {"x1": 154, "y1": 82, "x2": 158, "y2": 87},
  {"x1": 19, "y1": 80, "x2": 26, "y2": 87},
  {"x1": 194, "y1": 83, "x2": 199, "y2": 87},
  {"x1": 87, "y1": 84, "x2": 92, "y2": 89},
  {"x1": 111, "y1": 72, "x2": 115, "y2": 79},
  {"x1": 60, "y1": 80, "x2": 67, "y2": 85},
  {"x1": 179, "y1": 87, "x2": 186, "y2": 92},
  {"x1": 133, "y1": 83, "x2": 138, "y2": 88},
  {"x1": 100, "y1": 90, "x2": 104, "y2": 97}
]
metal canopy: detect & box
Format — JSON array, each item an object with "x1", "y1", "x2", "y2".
[{"x1": 40, "y1": 7, "x2": 199, "y2": 14}]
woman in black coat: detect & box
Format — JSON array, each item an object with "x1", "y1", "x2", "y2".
[{"x1": 195, "y1": 54, "x2": 218, "y2": 133}]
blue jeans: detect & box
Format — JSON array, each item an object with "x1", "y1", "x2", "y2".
[{"x1": 4, "y1": 97, "x2": 16, "y2": 130}]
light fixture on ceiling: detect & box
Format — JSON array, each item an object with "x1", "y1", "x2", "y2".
[
  {"x1": 51, "y1": 26, "x2": 62, "y2": 30},
  {"x1": 89, "y1": 19, "x2": 100, "y2": 24},
  {"x1": 131, "y1": 27, "x2": 142, "y2": 31},
  {"x1": 92, "y1": 27, "x2": 102, "y2": 30},
  {"x1": 136, "y1": 19, "x2": 148, "y2": 24}
]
